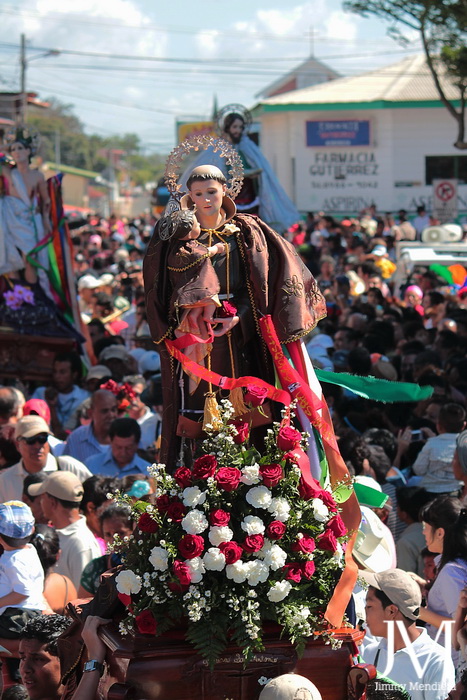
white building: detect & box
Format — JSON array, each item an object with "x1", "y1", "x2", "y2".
[{"x1": 253, "y1": 55, "x2": 467, "y2": 217}]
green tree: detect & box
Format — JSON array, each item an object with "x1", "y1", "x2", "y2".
[{"x1": 343, "y1": 0, "x2": 467, "y2": 149}]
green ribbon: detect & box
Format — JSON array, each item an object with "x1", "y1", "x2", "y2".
[{"x1": 314, "y1": 369, "x2": 433, "y2": 403}]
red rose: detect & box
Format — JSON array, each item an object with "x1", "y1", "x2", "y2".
[
  {"x1": 298, "y1": 477, "x2": 322, "y2": 501},
  {"x1": 178, "y1": 534, "x2": 204, "y2": 559},
  {"x1": 266, "y1": 521, "x2": 286, "y2": 540},
  {"x1": 156, "y1": 494, "x2": 171, "y2": 513},
  {"x1": 215, "y1": 467, "x2": 241, "y2": 492},
  {"x1": 138, "y1": 513, "x2": 159, "y2": 534},
  {"x1": 209, "y1": 509, "x2": 231, "y2": 526},
  {"x1": 173, "y1": 466, "x2": 192, "y2": 488},
  {"x1": 283, "y1": 563, "x2": 302, "y2": 583},
  {"x1": 135, "y1": 609, "x2": 157, "y2": 635},
  {"x1": 319, "y1": 490, "x2": 338, "y2": 512},
  {"x1": 302, "y1": 560, "x2": 316, "y2": 579},
  {"x1": 277, "y1": 425, "x2": 302, "y2": 451},
  {"x1": 231, "y1": 420, "x2": 249, "y2": 445},
  {"x1": 291, "y1": 535, "x2": 316, "y2": 554},
  {"x1": 327, "y1": 514, "x2": 347, "y2": 538},
  {"x1": 244, "y1": 384, "x2": 268, "y2": 407},
  {"x1": 192, "y1": 454, "x2": 218, "y2": 480},
  {"x1": 317, "y1": 529, "x2": 338, "y2": 552},
  {"x1": 219, "y1": 541, "x2": 243, "y2": 564},
  {"x1": 172, "y1": 560, "x2": 191, "y2": 587},
  {"x1": 242, "y1": 534, "x2": 264, "y2": 553},
  {"x1": 167, "y1": 500, "x2": 186, "y2": 523},
  {"x1": 218, "y1": 300, "x2": 238, "y2": 318},
  {"x1": 259, "y1": 463, "x2": 283, "y2": 488}
]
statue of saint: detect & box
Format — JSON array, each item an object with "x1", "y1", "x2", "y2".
[
  {"x1": 0, "y1": 127, "x2": 51, "y2": 291},
  {"x1": 180, "y1": 104, "x2": 301, "y2": 233}
]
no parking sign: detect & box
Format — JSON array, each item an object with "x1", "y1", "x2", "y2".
[{"x1": 433, "y1": 178, "x2": 458, "y2": 223}]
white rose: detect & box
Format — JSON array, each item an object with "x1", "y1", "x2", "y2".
[
  {"x1": 263, "y1": 544, "x2": 287, "y2": 571},
  {"x1": 208, "y1": 526, "x2": 234, "y2": 546},
  {"x1": 226, "y1": 560, "x2": 248, "y2": 584},
  {"x1": 267, "y1": 580, "x2": 292, "y2": 603},
  {"x1": 115, "y1": 569, "x2": 142, "y2": 595},
  {"x1": 333, "y1": 542, "x2": 344, "y2": 564},
  {"x1": 312, "y1": 498, "x2": 329, "y2": 523},
  {"x1": 241, "y1": 515, "x2": 265, "y2": 535},
  {"x1": 181, "y1": 509, "x2": 209, "y2": 535},
  {"x1": 182, "y1": 486, "x2": 207, "y2": 508},
  {"x1": 246, "y1": 485, "x2": 272, "y2": 509},
  {"x1": 268, "y1": 497, "x2": 291, "y2": 523},
  {"x1": 247, "y1": 560, "x2": 269, "y2": 586},
  {"x1": 185, "y1": 556, "x2": 206, "y2": 583},
  {"x1": 241, "y1": 464, "x2": 260, "y2": 486},
  {"x1": 149, "y1": 546, "x2": 169, "y2": 571},
  {"x1": 203, "y1": 547, "x2": 226, "y2": 571}
]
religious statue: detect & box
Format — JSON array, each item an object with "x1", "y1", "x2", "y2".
[
  {"x1": 0, "y1": 126, "x2": 51, "y2": 292},
  {"x1": 180, "y1": 104, "x2": 301, "y2": 233},
  {"x1": 143, "y1": 136, "x2": 326, "y2": 469}
]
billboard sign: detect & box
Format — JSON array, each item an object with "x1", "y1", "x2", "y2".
[{"x1": 306, "y1": 120, "x2": 370, "y2": 147}]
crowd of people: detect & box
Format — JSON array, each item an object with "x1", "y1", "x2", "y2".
[{"x1": 0, "y1": 202, "x2": 467, "y2": 699}]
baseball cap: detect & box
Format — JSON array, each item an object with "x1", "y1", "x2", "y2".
[
  {"x1": 138, "y1": 350, "x2": 161, "y2": 376},
  {"x1": 14, "y1": 415, "x2": 51, "y2": 440},
  {"x1": 86, "y1": 364, "x2": 111, "y2": 381},
  {"x1": 0, "y1": 501, "x2": 35, "y2": 538},
  {"x1": 359, "y1": 568, "x2": 421, "y2": 620},
  {"x1": 28, "y1": 471, "x2": 84, "y2": 503},
  {"x1": 23, "y1": 399, "x2": 51, "y2": 425},
  {"x1": 99, "y1": 345, "x2": 132, "y2": 363},
  {"x1": 77, "y1": 274, "x2": 101, "y2": 291},
  {"x1": 99, "y1": 273, "x2": 115, "y2": 287},
  {"x1": 353, "y1": 506, "x2": 393, "y2": 573},
  {"x1": 259, "y1": 674, "x2": 322, "y2": 700},
  {"x1": 354, "y1": 475, "x2": 388, "y2": 509}
]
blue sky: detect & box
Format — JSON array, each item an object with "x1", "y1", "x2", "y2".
[{"x1": 0, "y1": 0, "x2": 422, "y2": 151}]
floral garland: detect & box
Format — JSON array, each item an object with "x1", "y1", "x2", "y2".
[
  {"x1": 113, "y1": 401, "x2": 349, "y2": 667},
  {"x1": 99, "y1": 379, "x2": 137, "y2": 414}
]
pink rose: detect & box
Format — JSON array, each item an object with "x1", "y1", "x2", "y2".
[
  {"x1": 302, "y1": 560, "x2": 316, "y2": 579},
  {"x1": 327, "y1": 514, "x2": 347, "y2": 538},
  {"x1": 218, "y1": 541, "x2": 243, "y2": 564},
  {"x1": 192, "y1": 454, "x2": 217, "y2": 480},
  {"x1": 135, "y1": 609, "x2": 157, "y2": 635},
  {"x1": 266, "y1": 521, "x2": 286, "y2": 540},
  {"x1": 215, "y1": 467, "x2": 241, "y2": 492},
  {"x1": 283, "y1": 563, "x2": 302, "y2": 583},
  {"x1": 259, "y1": 463, "x2": 283, "y2": 488},
  {"x1": 244, "y1": 384, "x2": 268, "y2": 407},
  {"x1": 231, "y1": 420, "x2": 249, "y2": 445},
  {"x1": 277, "y1": 425, "x2": 302, "y2": 451},
  {"x1": 209, "y1": 509, "x2": 231, "y2": 526},
  {"x1": 172, "y1": 560, "x2": 191, "y2": 587},
  {"x1": 291, "y1": 535, "x2": 316, "y2": 554},
  {"x1": 173, "y1": 466, "x2": 192, "y2": 488},
  {"x1": 317, "y1": 530, "x2": 338, "y2": 552},
  {"x1": 178, "y1": 534, "x2": 204, "y2": 559},
  {"x1": 242, "y1": 534, "x2": 264, "y2": 553}
]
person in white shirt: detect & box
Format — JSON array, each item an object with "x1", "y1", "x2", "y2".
[
  {"x1": 361, "y1": 568, "x2": 455, "y2": 700},
  {"x1": 28, "y1": 471, "x2": 101, "y2": 589}
]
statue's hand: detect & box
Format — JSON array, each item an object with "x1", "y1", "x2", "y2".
[{"x1": 212, "y1": 315, "x2": 240, "y2": 337}]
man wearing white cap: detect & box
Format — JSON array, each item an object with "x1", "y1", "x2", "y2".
[
  {"x1": 29, "y1": 472, "x2": 101, "y2": 588},
  {"x1": 0, "y1": 416, "x2": 91, "y2": 503},
  {"x1": 77, "y1": 274, "x2": 101, "y2": 318},
  {"x1": 361, "y1": 568, "x2": 455, "y2": 700}
]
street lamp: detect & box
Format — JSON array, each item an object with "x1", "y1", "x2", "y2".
[{"x1": 20, "y1": 34, "x2": 60, "y2": 122}]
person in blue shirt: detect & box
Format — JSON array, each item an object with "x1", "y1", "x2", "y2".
[{"x1": 85, "y1": 418, "x2": 148, "y2": 477}]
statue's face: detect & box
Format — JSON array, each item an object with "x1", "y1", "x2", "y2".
[
  {"x1": 226, "y1": 118, "x2": 244, "y2": 144},
  {"x1": 9, "y1": 141, "x2": 31, "y2": 163},
  {"x1": 188, "y1": 179, "x2": 226, "y2": 218}
]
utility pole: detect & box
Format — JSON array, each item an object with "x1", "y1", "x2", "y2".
[{"x1": 20, "y1": 33, "x2": 27, "y2": 123}]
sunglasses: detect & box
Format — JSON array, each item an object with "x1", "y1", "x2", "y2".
[{"x1": 20, "y1": 433, "x2": 49, "y2": 446}]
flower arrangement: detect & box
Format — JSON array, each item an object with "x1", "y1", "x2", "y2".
[
  {"x1": 3, "y1": 285, "x2": 35, "y2": 310},
  {"x1": 99, "y1": 379, "x2": 137, "y2": 414},
  {"x1": 113, "y1": 400, "x2": 349, "y2": 667}
]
